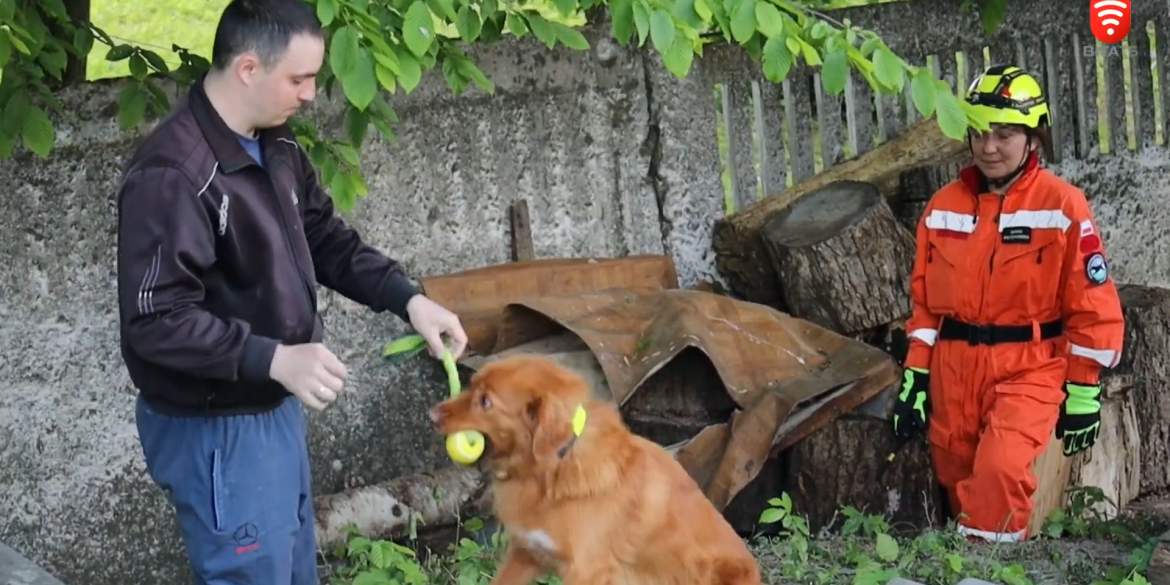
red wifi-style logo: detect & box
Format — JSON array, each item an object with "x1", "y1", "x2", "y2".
[{"x1": 1090, "y1": 0, "x2": 1131, "y2": 44}]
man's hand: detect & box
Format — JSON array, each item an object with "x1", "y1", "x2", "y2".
[
  {"x1": 269, "y1": 343, "x2": 348, "y2": 411},
  {"x1": 406, "y1": 295, "x2": 468, "y2": 360},
  {"x1": 1056, "y1": 381, "x2": 1102, "y2": 456},
  {"x1": 892, "y1": 367, "x2": 930, "y2": 440}
]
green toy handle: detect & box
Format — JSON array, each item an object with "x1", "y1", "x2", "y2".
[{"x1": 383, "y1": 333, "x2": 461, "y2": 398}]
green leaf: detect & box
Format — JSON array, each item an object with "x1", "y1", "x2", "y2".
[
  {"x1": 609, "y1": 0, "x2": 634, "y2": 44},
  {"x1": 693, "y1": 0, "x2": 712, "y2": 22},
  {"x1": 394, "y1": 46, "x2": 422, "y2": 92},
  {"x1": 403, "y1": 1, "x2": 436, "y2": 57},
  {"x1": 340, "y1": 50, "x2": 378, "y2": 110},
  {"x1": 980, "y1": 0, "x2": 1008, "y2": 36},
  {"x1": 910, "y1": 67, "x2": 936, "y2": 118},
  {"x1": 329, "y1": 26, "x2": 361, "y2": 77},
  {"x1": 142, "y1": 50, "x2": 169, "y2": 73},
  {"x1": 648, "y1": 8, "x2": 674, "y2": 55},
  {"x1": 670, "y1": 0, "x2": 704, "y2": 30},
  {"x1": 129, "y1": 53, "x2": 148, "y2": 80},
  {"x1": 316, "y1": 0, "x2": 338, "y2": 26},
  {"x1": 329, "y1": 168, "x2": 358, "y2": 211},
  {"x1": 872, "y1": 47, "x2": 905, "y2": 93},
  {"x1": 455, "y1": 6, "x2": 482, "y2": 42},
  {"x1": 821, "y1": 48, "x2": 847, "y2": 95},
  {"x1": 345, "y1": 106, "x2": 369, "y2": 147},
  {"x1": 105, "y1": 44, "x2": 135, "y2": 62},
  {"x1": 427, "y1": 0, "x2": 458, "y2": 21},
  {"x1": 753, "y1": 2, "x2": 785, "y2": 38},
  {"x1": 525, "y1": 13, "x2": 557, "y2": 49},
  {"x1": 554, "y1": 22, "x2": 590, "y2": 51},
  {"x1": 2, "y1": 92, "x2": 28, "y2": 137},
  {"x1": 729, "y1": 0, "x2": 756, "y2": 43},
  {"x1": 661, "y1": 33, "x2": 693, "y2": 78},
  {"x1": 375, "y1": 63, "x2": 397, "y2": 92},
  {"x1": 875, "y1": 533, "x2": 899, "y2": 562},
  {"x1": 934, "y1": 89, "x2": 968, "y2": 140},
  {"x1": 72, "y1": 28, "x2": 93, "y2": 58},
  {"x1": 456, "y1": 58, "x2": 493, "y2": 92},
  {"x1": 758, "y1": 507, "x2": 784, "y2": 524},
  {"x1": 551, "y1": 0, "x2": 576, "y2": 17},
  {"x1": 117, "y1": 82, "x2": 147, "y2": 131},
  {"x1": 505, "y1": 13, "x2": 529, "y2": 37},
  {"x1": 631, "y1": 1, "x2": 650, "y2": 45},
  {"x1": 38, "y1": 44, "x2": 68, "y2": 78},
  {"x1": 21, "y1": 104, "x2": 55, "y2": 157},
  {"x1": 761, "y1": 35, "x2": 792, "y2": 82}
]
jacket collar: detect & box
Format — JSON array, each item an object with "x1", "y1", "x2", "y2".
[
  {"x1": 958, "y1": 150, "x2": 1041, "y2": 197},
  {"x1": 188, "y1": 75, "x2": 289, "y2": 174}
]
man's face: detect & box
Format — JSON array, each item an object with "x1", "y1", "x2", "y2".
[
  {"x1": 240, "y1": 33, "x2": 324, "y2": 130},
  {"x1": 968, "y1": 124, "x2": 1034, "y2": 180}
]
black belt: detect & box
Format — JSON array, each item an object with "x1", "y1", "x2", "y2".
[{"x1": 938, "y1": 318, "x2": 1063, "y2": 346}]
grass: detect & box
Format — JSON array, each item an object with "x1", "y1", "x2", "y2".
[
  {"x1": 319, "y1": 486, "x2": 1165, "y2": 585},
  {"x1": 87, "y1": 0, "x2": 231, "y2": 80}
]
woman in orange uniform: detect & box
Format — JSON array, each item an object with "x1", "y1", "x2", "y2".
[{"x1": 890, "y1": 65, "x2": 1125, "y2": 543}]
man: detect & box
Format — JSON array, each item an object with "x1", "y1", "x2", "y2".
[
  {"x1": 114, "y1": 0, "x2": 468, "y2": 582},
  {"x1": 890, "y1": 65, "x2": 1124, "y2": 543}
]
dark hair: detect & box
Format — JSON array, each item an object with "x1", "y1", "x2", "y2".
[{"x1": 210, "y1": 0, "x2": 323, "y2": 71}]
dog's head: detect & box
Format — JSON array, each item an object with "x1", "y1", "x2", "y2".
[{"x1": 428, "y1": 354, "x2": 592, "y2": 469}]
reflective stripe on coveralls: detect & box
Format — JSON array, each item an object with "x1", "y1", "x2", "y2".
[{"x1": 904, "y1": 153, "x2": 1125, "y2": 542}]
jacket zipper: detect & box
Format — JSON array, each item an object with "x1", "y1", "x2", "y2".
[{"x1": 264, "y1": 168, "x2": 317, "y2": 331}]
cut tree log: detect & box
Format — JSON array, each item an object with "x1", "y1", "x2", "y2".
[
  {"x1": 782, "y1": 416, "x2": 944, "y2": 535},
  {"x1": 313, "y1": 465, "x2": 491, "y2": 550},
  {"x1": 711, "y1": 117, "x2": 969, "y2": 306},
  {"x1": 761, "y1": 180, "x2": 915, "y2": 335},
  {"x1": 1109, "y1": 284, "x2": 1170, "y2": 497},
  {"x1": 1065, "y1": 374, "x2": 1141, "y2": 520}
]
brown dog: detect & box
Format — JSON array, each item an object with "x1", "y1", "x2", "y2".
[{"x1": 428, "y1": 354, "x2": 763, "y2": 585}]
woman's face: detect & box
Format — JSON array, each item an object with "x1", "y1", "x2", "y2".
[{"x1": 969, "y1": 124, "x2": 1035, "y2": 180}]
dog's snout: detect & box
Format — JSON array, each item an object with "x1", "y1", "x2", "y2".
[{"x1": 428, "y1": 404, "x2": 444, "y2": 425}]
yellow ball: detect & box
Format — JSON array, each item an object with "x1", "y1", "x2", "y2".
[{"x1": 446, "y1": 430, "x2": 485, "y2": 465}]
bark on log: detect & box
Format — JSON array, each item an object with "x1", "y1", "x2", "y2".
[
  {"x1": 1150, "y1": 529, "x2": 1170, "y2": 585},
  {"x1": 893, "y1": 159, "x2": 969, "y2": 233},
  {"x1": 1109, "y1": 284, "x2": 1170, "y2": 497},
  {"x1": 782, "y1": 417, "x2": 944, "y2": 535},
  {"x1": 761, "y1": 180, "x2": 915, "y2": 335},
  {"x1": 1066, "y1": 375, "x2": 1141, "y2": 519},
  {"x1": 711, "y1": 117, "x2": 969, "y2": 306},
  {"x1": 313, "y1": 465, "x2": 491, "y2": 550}
]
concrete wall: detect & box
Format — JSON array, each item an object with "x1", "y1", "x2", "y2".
[{"x1": 1, "y1": 0, "x2": 1169, "y2": 583}]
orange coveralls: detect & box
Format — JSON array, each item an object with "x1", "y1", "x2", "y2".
[{"x1": 905, "y1": 154, "x2": 1125, "y2": 542}]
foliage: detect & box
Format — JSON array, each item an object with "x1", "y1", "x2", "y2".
[
  {"x1": 0, "y1": 0, "x2": 1010, "y2": 211},
  {"x1": 319, "y1": 485, "x2": 1164, "y2": 585}
]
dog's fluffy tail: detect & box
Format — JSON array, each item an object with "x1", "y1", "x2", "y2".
[{"x1": 713, "y1": 559, "x2": 763, "y2": 585}]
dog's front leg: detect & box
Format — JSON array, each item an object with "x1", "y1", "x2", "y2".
[{"x1": 490, "y1": 546, "x2": 545, "y2": 585}]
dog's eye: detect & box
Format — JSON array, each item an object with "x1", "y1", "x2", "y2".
[{"x1": 479, "y1": 394, "x2": 492, "y2": 409}]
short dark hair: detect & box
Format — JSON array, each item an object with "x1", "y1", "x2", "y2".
[{"x1": 210, "y1": 0, "x2": 323, "y2": 71}]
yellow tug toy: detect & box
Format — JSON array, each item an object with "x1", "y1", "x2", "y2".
[{"x1": 382, "y1": 334, "x2": 485, "y2": 466}]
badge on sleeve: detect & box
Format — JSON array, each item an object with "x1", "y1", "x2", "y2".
[{"x1": 1085, "y1": 253, "x2": 1109, "y2": 285}]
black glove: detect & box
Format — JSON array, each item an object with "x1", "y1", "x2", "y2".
[{"x1": 892, "y1": 367, "x2": 930, "y2": 440}]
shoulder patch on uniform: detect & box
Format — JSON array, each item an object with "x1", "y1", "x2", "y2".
[{"x1": 1085, "y1": 252, "x2": 1109, "y2": 285}]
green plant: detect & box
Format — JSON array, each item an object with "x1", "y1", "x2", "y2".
[{"x1": 1, "y1": 0, "x2": 1008, "y2": 210}]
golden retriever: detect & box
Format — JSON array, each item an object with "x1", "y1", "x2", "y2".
[{"x1": 428, "y1": 354, "x2": 763, "y2": 585}]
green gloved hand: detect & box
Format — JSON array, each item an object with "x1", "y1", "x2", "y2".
[
  {"x1": 1055, "y1": 381, "x2": 1102, "y2": 457},
  {"x1": 892, "y1": 367, "x2": 930, "y2": 440}
]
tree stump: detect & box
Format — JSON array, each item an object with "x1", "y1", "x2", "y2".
[
  {"x1": 782, "y1": 416, "x2": 943, "y2": 535},
  {"x1": 1066, "y1": 373, "x2": 1141, "y2": 519},
  {"x1": 1109, "y1": 284, "x2": 1170, "y2": 497},
  {"x1": 761, "y1": 180, "x2": 916, "y2": 335}
]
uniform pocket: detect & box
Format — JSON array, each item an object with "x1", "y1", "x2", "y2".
[
  {"x1": 991, "y1": 232, "x2": 1062, "y2": 315},
  {"x1": 924, "y1": 241, "x2": 963, "y2": 314},
  {"x1": 210, "y1": 448, "x2": 224, "y2": 533}
]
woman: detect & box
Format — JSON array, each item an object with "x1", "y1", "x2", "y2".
[{"x1": 891, "y1": 65, "x2": 1125, "y2": 543}]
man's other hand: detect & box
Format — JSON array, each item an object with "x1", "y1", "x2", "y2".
[
  {"x1": 269, "y1": 343, "x2": 348, "y2": 411},
  {"x1": 406, "y1": 295, "x2": 468, "y2": 361}
]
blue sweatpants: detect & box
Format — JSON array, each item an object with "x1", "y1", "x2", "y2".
[{"x1": 136, "y1": 395, "x2": 319, "y2": 585}]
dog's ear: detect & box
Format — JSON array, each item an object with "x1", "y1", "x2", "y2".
[{"x1": 527, "y1": 395, "x2": 569, "y2": 463}]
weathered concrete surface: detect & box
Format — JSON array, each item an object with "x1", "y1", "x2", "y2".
[{"x1": 0, "y1": 541, "x2": 66, "y2": 585}]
